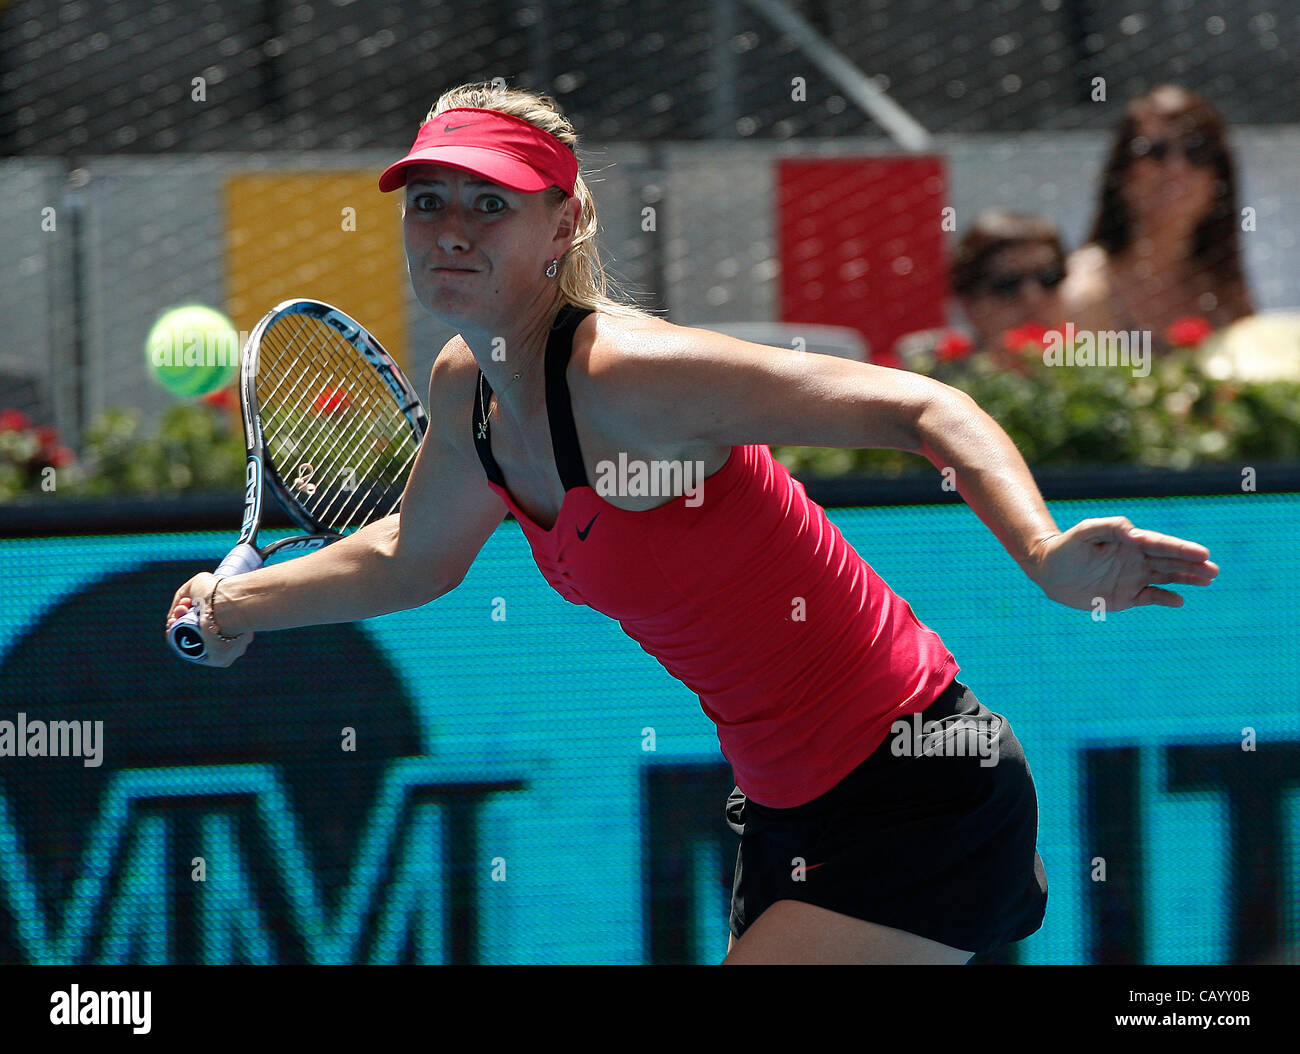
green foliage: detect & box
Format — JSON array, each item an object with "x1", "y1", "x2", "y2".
[
  {"x1": 7, "y1": 391, "x2": 416, "y2": 502},
  {"x1": 10, "y1": 339, "x2": 1300, "y2": 499},
  {"x1": 69, "y1": 402, "x2": 246, "y2": 496},
  {"x1": 774, "y1": 348, "x2": 1300, "y2": 478}
]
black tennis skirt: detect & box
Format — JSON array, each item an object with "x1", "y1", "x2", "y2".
[{"x1": 726, "y1": 677, "x2": 1048, "y2": 956}]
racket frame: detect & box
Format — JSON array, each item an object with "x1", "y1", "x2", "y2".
[
  {"x1": 168, "y1": 298, "x2": 428, "y2": 662},
  {"x1": 242, "y1": 299, "x2": 428, "y2": 551}
]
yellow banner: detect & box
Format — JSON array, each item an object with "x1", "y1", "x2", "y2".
[{"x1": 224, "y1": 172, "x2": 408, "y2": 369}]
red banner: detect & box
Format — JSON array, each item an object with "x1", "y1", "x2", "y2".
[{"x1": 778, "y1": 157, "x2": 949, "y2": 368}]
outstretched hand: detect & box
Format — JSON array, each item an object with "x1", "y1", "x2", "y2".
[{"x1": 1029, "y1": 516, "x2": 1219, "y2": 612}]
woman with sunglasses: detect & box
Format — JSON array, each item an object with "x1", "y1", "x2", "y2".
[
  {"x1": 1061, "y1": 84, "x2": 1255, "y2": 343},
  {"x1": 951, "y1": 209, "x2": 1068, "y2": 363}
]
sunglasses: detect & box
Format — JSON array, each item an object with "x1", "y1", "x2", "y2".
[
  {"x1": 981, "y1": 265, "x2": 1065, "y2": 299},
  {"x1": 1128, "y1": 136, "x2": 1216, "y2": 167}
]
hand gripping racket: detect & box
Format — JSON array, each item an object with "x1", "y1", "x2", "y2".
[{"x1": 168, "y1": 298, "x2": 428, "y2": 662}]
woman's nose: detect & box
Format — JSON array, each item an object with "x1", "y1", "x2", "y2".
[{"x1": 437, "y1": 224, "x2": 470, "y2": 253}]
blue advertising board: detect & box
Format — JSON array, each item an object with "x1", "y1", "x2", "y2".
[{"x1": 1, "y1": 492, "x2": 1296, "y2": 964}]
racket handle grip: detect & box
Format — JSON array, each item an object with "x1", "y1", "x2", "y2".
[
  {"x1": 167, "y1": 543, "x2": 265, "y2": 663},
  {"x1": 213, "y1": 542, "x2": 265, "y2": 578}
]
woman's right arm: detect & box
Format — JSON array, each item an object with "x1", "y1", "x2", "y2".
[{"x1": 165, "y1": 340, "x2": 507, "y2": 664}]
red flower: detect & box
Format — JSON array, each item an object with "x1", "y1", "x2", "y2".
[
  {"x1": 34, "y1": 425, "x2": 59, "y2": 450},
  {"x1": 49, "y1": 446, "x2": 75, "y2": 468},
  {"x1": 1166, "y1": 316, "x2": 1213, "y2": 348},
  {"x1": 1001, "y1": 322, "x2": 1050, "y2": 354},
  {"x1": 313, "y1": 388, "x2": 351, "y2": 415},
  {"x1": 936, "y1": 330, "x2": 975, "y2": 361},
  {"x1": 0, "y1": 409, "x2": 32, "y2": 433}
]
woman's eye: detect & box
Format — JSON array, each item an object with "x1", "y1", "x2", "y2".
[{"x1": 408, "y1": 193, "x2": 504, "y2": 213}]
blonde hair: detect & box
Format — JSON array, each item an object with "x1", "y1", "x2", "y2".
[{"x1": 423, "y1": 81, "x2": 661, "y2": 321}]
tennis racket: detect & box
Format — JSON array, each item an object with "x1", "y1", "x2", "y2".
[{"x1": 168, "y1": 298, "x2": 428, "y2": 663}]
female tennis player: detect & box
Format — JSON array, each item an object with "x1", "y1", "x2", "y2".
[{"x1": 166, "y1": 82, "x2": 1219, "y2": 965}]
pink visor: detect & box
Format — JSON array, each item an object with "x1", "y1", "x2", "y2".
[{"x1": 378, "y1": 107, "x2": 578, "y2": 195}]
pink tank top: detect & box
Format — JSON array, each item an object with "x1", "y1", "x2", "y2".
[{"x1": 471, "y1": 306, "x2": 958, "y2": 808}]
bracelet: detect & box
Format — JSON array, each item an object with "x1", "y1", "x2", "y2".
[{"x1": 206, "y1": 579, "x2": 244, "y2": 642}]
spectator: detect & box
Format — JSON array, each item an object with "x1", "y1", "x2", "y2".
[
  {"x1": 951, "y1": 209, "x2": 1068, "y2": 365},
  {"x1": 1062, "y1": 84, "x2": 1254, "y2": 343}
]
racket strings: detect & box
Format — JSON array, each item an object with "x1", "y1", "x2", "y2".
[
  {"x1": 271, "y1": 377, "x2": 411, "y2": 530},
  {"x1": 256, "y1": 314, "x2": 420, "y2": 532},
  {"x1": 269, "y1": 350, "x2": 399, "y2": 524},
  {"x1": 260, "y1": 325, "x2": 411, "y2": 528}
]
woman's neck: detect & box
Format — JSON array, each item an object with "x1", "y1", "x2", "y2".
[
  {"x1": 1119, "y1": 217, "x2": 1199, "y2": 278},
  {"x1": 466, "y1": 293, "x2": 569, "y2": 422}
]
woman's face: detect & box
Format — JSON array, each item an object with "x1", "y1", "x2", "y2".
[
  {"x1": 960, "y1": 242, "x2": 1065, "y2": 347},
  {"x1": 1121, "y1": 114, "x2": 1219, "y2": 233},
  {"x1": 401, "y1": 163, "x2": 576, "y2": 326}
]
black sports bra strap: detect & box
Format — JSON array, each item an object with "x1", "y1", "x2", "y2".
[
  {"x1": 545, "y1": 304, "x2": 595, "y2": 491},
  {"x1": 471, "y1": 370, "x2": 506, "y2": 487},
  {"x1": 470, "y1": 303, "x2": 594, "y2": 492}
]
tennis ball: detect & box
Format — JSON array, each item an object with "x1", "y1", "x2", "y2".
[{"x1": 146, "y1": 305, "x2": 241, "y2": 398}]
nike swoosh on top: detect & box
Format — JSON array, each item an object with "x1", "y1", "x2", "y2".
[
  {"x1": 576, "y1": 514, "x2": 599, "y2": 540},
  {"x1": 443, "y1": 123, "x2": 474, "y2": 132}
]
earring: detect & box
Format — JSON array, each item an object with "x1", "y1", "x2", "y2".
[{"x1": 546, "y1": 259, "x2": 558, "y2": 278}]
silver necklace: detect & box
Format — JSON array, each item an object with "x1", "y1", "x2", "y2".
[
  {"x1": 476, "y1": 308, "x2": 564, "y2": 439},
  {"x1": 477, "y1": 368, "x2": 525, "y2": 439}
]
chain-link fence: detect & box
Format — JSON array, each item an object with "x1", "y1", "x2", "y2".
[
  {"x1": 2, "y1": 0, "x2": 1297, "y2": 487},
  {"x1": 6, "y1": 0, "x2": 1296, "y2": 152}
]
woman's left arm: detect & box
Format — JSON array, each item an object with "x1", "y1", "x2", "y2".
[{"x1": 581, "y1": 321, "x2": 1218, "y2": 612}]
